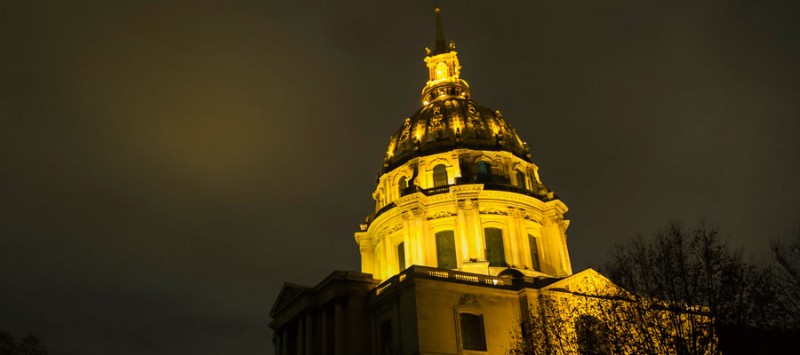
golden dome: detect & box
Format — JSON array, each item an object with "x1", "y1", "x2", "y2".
[{"x1": 383, "y1": 99, "x2": 530, "y2": 173}]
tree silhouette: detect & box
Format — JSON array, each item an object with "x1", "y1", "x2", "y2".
[
  {"x1": 508, "y1": 274, "x2": 715, "y2": 355},
  {"x1": 0, "y1": 332, "x2": 47, "y2": 355},
  {"x1": 768, "y1": 228, "x2": 800, "y2": 330},
  {"x1": 510, "y1": 221, "x2": 768, "y2": 354},
  {"x1": 509, "y1": 221, "x2": 800, "y2": 354}
]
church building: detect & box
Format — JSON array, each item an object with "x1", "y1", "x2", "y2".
[{"x1": 269, "y1": 8, "x2": 708, "y2": 355}]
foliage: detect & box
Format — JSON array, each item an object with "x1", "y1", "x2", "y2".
[
  {"x1": 603, "y1": 222, "x2": 767, "y2": 327},
  {"x1": 509, "y1": 221, "x2": 780, "y2": 355},
  {"x1": 509, "y1": 278, "x2": 716, "y2": 355},
  {"x1": 766, "y1": 228, "x2": 800, "y2": 330},
  {"x1": 0, "y1": 332, "x2": 47, "y2": 355}
]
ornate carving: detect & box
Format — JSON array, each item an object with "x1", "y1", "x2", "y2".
[
  {"x1": 480, "y1": 207, "x2": 509, "y2": 216},
  {"x1": 399, "y1": 118, "x2": 411, "y2": 141},
  {"x1": 389, "y1": 223, "x2": 403, "y2": 234},
  {"x1": 467, "y1": 105, "x2": 485, "y2": 138},
  {"x1": 460, "y1": 294, "x2": 478, "y2": 306},
  {"x1": 378, "y1": 222, "x2": 404, "y2": 238},
  {"x1": 457, "y1": 198, "x2": 479, "y2": 210},
  {"x1": 429, "y1": 109, "x2": 445, "y2": 138},
  {"x1": 560, "y1": 219, "x2": 570, "y2": 233},
  {"x1": 427, "y1": 210, "x2": 456, "y2": 220},
  {"x1": 507, "y1": 207, "x2": 524, "y2": 218},
  {"x1": 523, "y1": 213, "x2": 541, "y2": 223}
]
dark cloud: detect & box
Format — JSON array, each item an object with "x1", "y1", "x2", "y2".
[{"x1": 1, "y1": 1, "x2": 798, "y2": 354}]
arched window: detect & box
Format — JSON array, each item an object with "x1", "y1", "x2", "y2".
[
  {"x1": 435, "y1": 230, "x2": 457, "y2": 269},
  {"x1": 484, "y1": 228, "x2": 506, "y2": 267},
  {"x1": 459, "y1": 313, "x2": 487, "y2": 351},
  {"x1": 476, "y1": 161, "x2": 491, "y2": 182},
  {"x1": 576, "y1": 315, "x2": 611, "y2": 355},
  {"x1": 516, "y1": 169, "x2": 527, "y2": 189},
  {"x1": 528, "y1": 234, "x2": 540, "y2": 271},
  {"x1": 433, "y1": 164, "x2": 448, "y2": 187},
  {"x1": 398, "y1": 176, "x2": 407, "y2": 196}
]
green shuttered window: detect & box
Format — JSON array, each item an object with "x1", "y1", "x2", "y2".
[
  {"x1": 435, "y1": 230, "x2": 457, "y2": 269},
  {"x1": 397, "y1": 242, "x2": 406, "y2": 271},
  {"x1": 484, "y1": 228, "x2": 506, "y2": 267},
  {"x1": 528, "y1": 234, "x2": 540, "y2": 271}
]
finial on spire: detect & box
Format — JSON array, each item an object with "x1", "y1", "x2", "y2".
[{"x1": 434, "y1": 7, "x2": 447, "y2": 54}]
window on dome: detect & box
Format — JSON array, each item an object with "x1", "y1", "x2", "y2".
[
  {"x1": 433, "y1": 164, "x2": 448, "y2": 187},
  {"x1": 459, "y1": 313, "x2": 487, "y2": 351},
  {"x1": 484, "y1": 228, "x2": 506, "y2": 267},
  {"x1": 435, "y1": 230, "x2": 457, "y2": 269},
  {"x1": 476, "y1": 161, "x2": 491, "y2": 182},
  {"x1": 516, "y1": 170, "x2": 527, "y2": 189},
  {"x1": 398, "y1": 176, "x2": 407, "y2": 196},
  {"x1": 528, "y1": 234, "x2": 540, "y2": 271},
  {"x1": 397, "y1": 242, "x2": 406, "y2": 271}
]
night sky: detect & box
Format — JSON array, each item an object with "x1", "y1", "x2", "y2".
[{"x1": 2, "y1": 1, "x2": 799, "y2": 354}]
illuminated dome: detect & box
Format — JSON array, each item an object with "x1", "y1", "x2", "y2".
[
  {"x1": 356, "y1": 7, "x2": 571, "y2": 283},
  {"x1": 383, "y1": 98, "x2": 531, "y2": 172}
]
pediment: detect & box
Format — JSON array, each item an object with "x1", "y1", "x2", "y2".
[
  {"x1": 542, "y1": 268, "x2": 630, "y2": 297},
  {"x1": 269, "y1": 283, "x2": 309, "y2": 316}
]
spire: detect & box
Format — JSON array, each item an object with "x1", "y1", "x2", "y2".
[
  {"x1": 421, "y1": 5, "x2": 470, "y2": 105},
  {"x1": 434, "y1": 7, "x2": 447, "y2": 54}
]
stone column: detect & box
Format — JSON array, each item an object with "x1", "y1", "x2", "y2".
[
  {"x1": 281, "y1": 328, "x2": 289, "y2": 355},
  {"x1": 469, "y1": 199, "x2": 485, "y2": 260},
  {"x1": 356, "y1": 232, "x2": 375, "y2": 276},
  {"x1": 334, "y1": 302, "x2": 343, "y2": 355},
  {"x1": 401, "y1": 212, "x2": 415, "y2": 265},
  {"x1": 506, "y1": 208, "x2": 521, "y2": 267},
  {"x1": 274, "y1": 330, "x2": 282, "y2": 355},
  {"x1": 457, "y1": 206, "x2": 470, "y2": 261},
  {"x1": 297, "y1": 317, "x2": 304, "y2": 355},
  {"x1": 383, "y1": 233, "x2": 392, "y2": 277},
  {"x1": 305, "y1": 312, "x2": 313, "y2": 355},
  {"x1": 321, "y1": 310, "x2": 329, "y2": 355},
  {"x1": 517, "y1": 213, "x2": 532, "y2": 269},
  {"x1": 406, "y1": 207, "x2": 428, "y2": 266}
]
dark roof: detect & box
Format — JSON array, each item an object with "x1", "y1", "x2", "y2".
[{"x1": 383, "y1": 98, "x2": 531, "y2": 172}]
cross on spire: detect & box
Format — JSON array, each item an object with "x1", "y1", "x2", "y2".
[{"x1": 435, "y1": 7, "x2": 447, "y2": 53}]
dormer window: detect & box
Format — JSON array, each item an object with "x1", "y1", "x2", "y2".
[
  {"x1": 433, "y1": 164, "x2": 448, "y2": 187},
  {"x1": 398, "y1": 176, "x2": 408, "y2": 196},
  {"x1": 515, "y1": 169, "x2": 527, "y2": 189},
  {"x1": 476, "y1": 161, "x2": 491, "y2": 183}
]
